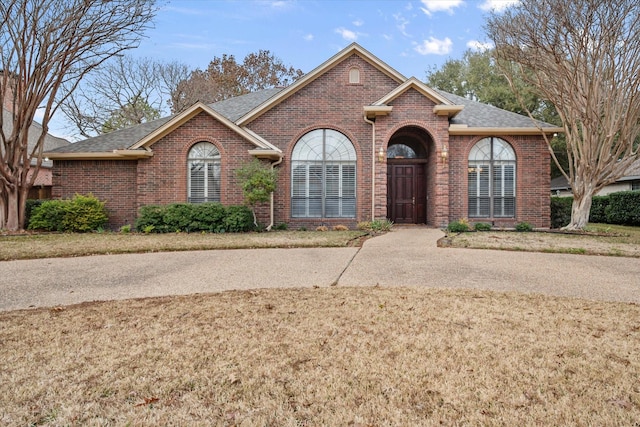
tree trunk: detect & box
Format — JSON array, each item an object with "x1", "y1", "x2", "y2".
[
  {"x1": 563, "y1": 192, "x2": 593, "y2": 231},
  {"x1": 2, "y1": 184, "x2": 28, "y2": 231}
]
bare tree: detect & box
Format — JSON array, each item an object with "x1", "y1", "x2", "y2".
[
  {"x1": 59, "y1": 55, "x2": 189, "y2": 138},
  {"x1": 0, "y1": 0, "x2": 158, "y2": 231},
  {"x1": 171, "y1": 50, "x2": 304, "y2": 113},
  {"x1": 486, "y1": 0, "x2": 640, "y2": 230}
]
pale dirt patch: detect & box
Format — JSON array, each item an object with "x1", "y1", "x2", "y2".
[
  {"x1": 1, "y1": 287, "x2": 639, "y2": 426},
  {"x1": 442, "y1": 230, "x2": 640, "y2": 257}
]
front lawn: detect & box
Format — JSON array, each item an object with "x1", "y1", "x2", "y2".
[
  {"x1": 1, "y1": 286, "x2": 638, "y2": 425},
  {"x1": 441, "y1": 224, "x2": 640, "y2": 257}
]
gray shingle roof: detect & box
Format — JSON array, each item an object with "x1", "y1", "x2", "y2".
[
  {"x1": 435, "y1": 89, "x2": 558, "y2": 129},
  {"x1": 47, "y1": 83, "x2": 556, "y2": 155},
  {"x1": 209, "y1": 87, "x2": 283, "y2": 122},
  {"x1": 2, "y1": 108, "x2": 69, "y2": 166},
  {"x1": 47, "y1": 88, "x2": 284, "y2": 153}
]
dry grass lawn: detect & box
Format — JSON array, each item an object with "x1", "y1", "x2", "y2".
[
  {"x1": 1, "y1": 287, "x2": 639, "y2": 426},
  {"x1": 443, "y1": 224, "x2": 640, "y2": 257},
  {"x1": 0, "y1": 230, "x2": 368, "y2": 261}
]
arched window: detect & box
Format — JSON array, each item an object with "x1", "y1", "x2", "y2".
[
  {"x1": 291, "y1": 129, "x2": 356, "y2": 218},
  {"x1": 468, "y1": 137, "x2": 516, "y2": 218},
  {"x1": 188, "y1": 142, "x2": 220, "y2": 203}
]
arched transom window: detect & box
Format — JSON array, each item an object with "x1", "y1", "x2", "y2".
[
  {"x1": 188, "y1": 142, "x2": 220, "y2": 203},
  {"x1": 291, "y1": 129, "x2": 356, "y2": 218},
  {"x1": 468, "y1": 137, "x2": 516, "y2": 218}
]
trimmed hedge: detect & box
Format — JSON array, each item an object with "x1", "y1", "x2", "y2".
[
  {"x1": 550, "y1": 197, "x2": 572, "y2": 228},
  {"x1": 28, "y1": 194, "x2": 108, "y2": 232},
  {"x1": 551, "y1": 192, "x2": 640, "y2": 228},
  {"x1": 134, "y1": 202, "x2": 254, "y2": 233},
  {"x1": 605, "y1": 191, "x2": 640, "y2": 226}
]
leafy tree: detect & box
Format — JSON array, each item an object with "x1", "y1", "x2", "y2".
[
  {"x1": 171, "y1": 50, "x2": 304, "y2": 113},
  {"x1": 0, "y1": 0, "x2": 157, "y2": 231},
  {"x1": 487, "y1": 0, "x2": 640, "y2": 230},
  {"x1": 59, "y1": 55, "x2": 186, "y2": 138},
  {"x1": 426, "y1": 49, "x2": 568, "y2": 177},
  {"x1": 236, "y1": 159, "x2": 278, "y2": 228},
  {"x1": 101, "y1": 98, "x2": 161, "y2": 134}
]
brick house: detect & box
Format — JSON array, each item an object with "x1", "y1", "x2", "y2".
[{"x1": 45, "y1": 43, "x2": 561, "y2": 230}]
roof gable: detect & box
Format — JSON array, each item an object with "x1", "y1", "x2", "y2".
[
  {"x1": 236, "y1": 43, "x2": 407, "y2": 126},
  {"x1": 366, "y1": 77, "x2": 464, "y2": 119},
  {"x1": 130, "y1": 102, "x2": 280, "y2": 153}
]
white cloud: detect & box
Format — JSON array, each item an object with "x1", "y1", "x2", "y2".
[
  {"x1": 393, "y1": 13, "x2": 411, "y2": 37},
  {"x1": 303, "y1": 33, "x2": 314, "y2": 41},
  {"x1": 467, "y1": 40, "x2": 493, "y2": 51},
  {"x1": 414, "y1": 37, "x2": 453, "y2": 55},
  {"x1": 335, "y1": 27, "x2": 358, "y2": 42},
  {"x1": 353, "y1": 19, "x2": 364, "y2": 27},
  {"x1": 420, "y1": 0, "x2": 464, "y2": 17},
  {"x1": 479, "y1": 0, "x2": 519, "y2": 12}
]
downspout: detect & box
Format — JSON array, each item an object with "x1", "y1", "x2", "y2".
[
  {"x1": 363, "y1": 114, "x2": 376, "y2": 220},
  {"x1": 266, "y1": 155, "x2": 284, "y2": 231}
]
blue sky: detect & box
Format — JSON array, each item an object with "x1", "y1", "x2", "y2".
[
  {"x1": 48, "y1": 0, "x2": 519, "y2": 138},
  {"x1": 143, "y1": 0, "x2": 516, "y2": 78}
]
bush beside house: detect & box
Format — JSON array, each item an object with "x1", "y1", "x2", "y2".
[{"x1": 551, "y1": 192, "x2": 640, "y2": 228}]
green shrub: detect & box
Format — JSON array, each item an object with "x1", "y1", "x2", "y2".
[
  {"x1": 162, "y1": 203, "x2": 194, "y2": 232},
  {"x1": 605, "y1": 191, "x2": 640, "y2": 226},
  {"x1": 191, "y1": 202, "x2": 227, "y2": 232},
  {"x1": 447, "y1": 219, "x2": 470, "y2": 233},
  {"x1": 515, "y1": 221, "x2": 533, "y2": 232},
  {"x1": 223, "y1": 205, "x2": 254, "y2": 232},
  {"x1": 274, "y1": 223, "x2": 288, "y2": 231},
  {"x1": 357, "y1": 219, "x2": 394, "y2": 232},
  {"x1": 473, "y1": 222, "x2": 492, "y2": 231},
  {"x1": 135, "y1": 203, "x2": 254, "y2": 233},
  {"x1": 28, "y1": 199, "x2": 68, "y2": 231},
  {"x1": 62, "y1": 194, "x2": 108, "y2": 232},
  {"x1": 134, "y1": 205, "x2": 167, "y2": 233},
  {"x1": 28, "y1": 194, "x2": 108, "y2": 232},
  {"x1": 550, "y1": 196, "x2": 572, "y2": 229},
  {"x1": 25, "y1": 199, "x2": 46, "y2": 227},
  {"x1": 589, "y1": 196, "x2": 609, "y2": 224},
  {"x1": 119, "y1": 224, "x2": 132, "y2": 233}
]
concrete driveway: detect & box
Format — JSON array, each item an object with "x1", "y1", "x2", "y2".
[{"x1": 1, "y1": 228, "x2": 639, "y2": 311}]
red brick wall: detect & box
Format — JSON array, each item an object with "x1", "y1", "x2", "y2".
[
  {"x1": 136, "y1": 112, "x2": 256, "y2": 209},
  {"x1": 246, "y1": 53, "x2": 401, "y2": 229},
  {"x1": 448, "y1": 135, "x2": 550, "y2": 228},
  {"x1": 52, "y1": 160, "x2": 138, "y2": 229},
  {"x1": 51, "y1": 53, "x2": 552, "y2": 230}
]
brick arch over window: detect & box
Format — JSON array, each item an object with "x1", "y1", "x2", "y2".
[
  {"x1": 291, "y1": 129, "x2": 356, "y2": 218},
  {"x1": 187, "y1": 141, "x2": 221, "y2": 203},
  {"x1": 467, "y1": 137, "x2": 516, "y2": 218}
]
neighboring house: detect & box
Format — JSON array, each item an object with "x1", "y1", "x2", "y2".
[
  {"x1": 44, "y1": 43, "x2": 561, "y2": 230},
  {"x1": 1, "y1": 108, "x2": 69, "y2": 199},
  {"x1": 551, "y1": 159, "x2": 640, "y2": 197}
]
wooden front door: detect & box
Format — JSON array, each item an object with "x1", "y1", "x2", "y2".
[{"x1": 387, "y1": 163, "x2": 426, "y2": 224}]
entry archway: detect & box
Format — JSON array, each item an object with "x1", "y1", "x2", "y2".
[{"x1": 386, "y1": 127, "x2": 433, "y2": 224}]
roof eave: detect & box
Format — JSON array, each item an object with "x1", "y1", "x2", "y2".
[
  {"x1": 433, "y1": 105, "x2": 464, "y2": 117},
  {"x1": 43, "y1": 150, "x2": 153, "y2": 160},
  {"x1": 248, "y1": 149, "x2": 283, "y2": 161},
  {"x1": 449, "y1": 125, "x2": 564, "y2": 136},
  {"x1": 364, "y1": 105, "x2": 393, "y2": 119}
]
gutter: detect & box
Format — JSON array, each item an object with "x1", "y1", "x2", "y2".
[
  {"x1": 363, "y1": 114, "x2": 376, "y2": 220},
  {"x1": 266, "y1": 155, "x2": 284, "y2": 231}
]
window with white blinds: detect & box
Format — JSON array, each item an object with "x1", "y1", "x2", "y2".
[
  {"x1": 291, "y1": 129, "x2": 356, "y2": 218},
  {"x1": 468, "y1": 137, "x2": 516, "y2": 218},
  {"x1": 188, "y1": 142, "x2": 221, "y2": 203}
]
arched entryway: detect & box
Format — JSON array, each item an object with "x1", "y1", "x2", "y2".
[{"x1": 386, "y1": 127, "x2": 432, "y2": 224}]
